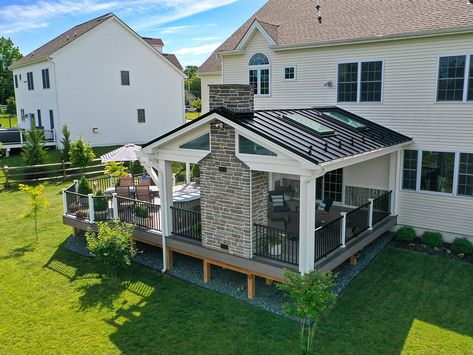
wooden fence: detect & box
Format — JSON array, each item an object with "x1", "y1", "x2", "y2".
[{"x1": 1, "y1": 158, "x2": 106, "y2": 187}]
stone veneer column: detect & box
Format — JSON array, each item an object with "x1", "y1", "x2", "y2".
[{"x1": 200, "y1": 121, "x2": 268, "y2": 259}]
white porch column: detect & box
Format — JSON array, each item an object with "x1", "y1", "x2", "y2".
[
  {"x1": 299, "y1": 176, "x2": 317, "y2": 274},
  {"x1": 185, "y1": 162, "x2": 191, "y2": 185},
  {"x1": 158, "y1": 160, "x2": 174, "y2": 237},
  {"x1": 388, "y1": 151, "x2": 400, "y2": 215}
]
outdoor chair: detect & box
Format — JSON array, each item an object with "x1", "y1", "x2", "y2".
[
  {"x1": 268, "y1": 193, "x2": 290, "y2": 223},
  {"x1": 116, "y1": 186, "x2": 131, "y2": 198},
  {"x1": 119, "y1": 176, "x2": 133, "y2": 187},
  {"x1": 138, "y1": 175, "x2": 151, "y2": 186},
  {"x1": 136, "y1": 185, "x2": 152, "y2": 202},
  {"x1": 318, "y1": 198, "x2": 334, "y2": 212}
]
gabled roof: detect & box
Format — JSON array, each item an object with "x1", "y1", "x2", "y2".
[
  {"x1": 11, "y1": 13, "x2": 114, "y2": 69},
  {"x1": 162, "y1": 53, "x2": 183, "y2": 71},
  {"x1": 142, "y1": 37, "x2": 164, "y2": 46},
  {"x1": 196, "y1": 52, "x2": 221, "y2": 75},
  {"x1": 143, "y1": 107, "x2": 412, "y2": 166},
  {"x1": 198, "y1": 0, "x2": 473, "y2": 73}
]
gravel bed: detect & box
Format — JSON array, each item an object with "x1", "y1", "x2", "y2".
[{"x1": 63, "y1": 231, "x2": 393, "y2": 316}]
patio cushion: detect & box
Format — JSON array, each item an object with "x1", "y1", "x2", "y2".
[{"x1": 271, "y1": 195, "x2": 284, "y2": 207}]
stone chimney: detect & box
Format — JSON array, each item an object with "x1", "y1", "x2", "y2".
[{"x1": 208, "y1": 84, "x2": 254, "y2": 113}]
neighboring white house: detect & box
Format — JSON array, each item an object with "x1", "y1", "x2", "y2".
[
  {"x1": 197, "y1": 0, "x2": 473, "y2": 241},
  {"x1": 10, "y1": 13, "x2": 186, "y2": 147}
]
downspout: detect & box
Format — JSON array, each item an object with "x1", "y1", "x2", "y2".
[{"x1": 48, "y1": 57, "x2": 61, "y2": 146}]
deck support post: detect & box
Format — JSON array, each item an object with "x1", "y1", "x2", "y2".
[
  {"x1": 167, "y1": 249, "x2": 174, "y2": 270},
  {"x1": 203, "y1": 260, "x2": 211, "y2": 283},
  {"x1": 340, "y1": 212, "x2": 347, "y2": 247},
  {"x1": 62, "y1": 188, "x2": 68, "y2": 215},
  {"x1": 265, "y1": 278, "x2": 273, "y2": 286},
  {"x1": 350, "y1": 255, "x2": 357, "y2": 266},
  {"x1": 368, "y1": 198, "x2": 374, "y2": 230},
  {"x1": 247, "y1": 274, "x2": 256, "y2": 299},
  {"x1": 88, "y1": 194, "x2": 95, "y2": 223},
  {"x1": 157, "y1": 159, "x2": 174, "y2": 273},
  {"x1": 299, "y1": 176, "x2": 317, "y2": 274},
  {"x1": 111, "y1": 193, "x2": 118, "y2": 220}
]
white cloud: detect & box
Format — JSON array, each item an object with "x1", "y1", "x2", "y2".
[
  {"x1": 191, "y1": 36, "x2": 220, "y2": 41},
  {"x1": 174, "y1": 42, "x2": 221, "y2": 56},
  {"x1": 156, "y1": 25, "x2": 192, "y2": 34}
]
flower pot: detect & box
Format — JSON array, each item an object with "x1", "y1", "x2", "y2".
[{"x1": 94, "y1": 210, "x2": 108, "y2": 221}]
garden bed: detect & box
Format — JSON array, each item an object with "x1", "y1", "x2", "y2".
[{"x1": 391, "y1": 237, "x2": 473, "y2": 264}]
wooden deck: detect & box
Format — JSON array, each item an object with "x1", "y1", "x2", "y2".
[{"x1": 63, "y1": 213, "x2": 396, "y2": 298}]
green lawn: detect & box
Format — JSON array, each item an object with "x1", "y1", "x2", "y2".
[
  {"x1": 1, "y1": 183, "x2": 472, "y2": 354},
  {"x1": 0, "y1": 114, "x2": 17, "y2": 128}
]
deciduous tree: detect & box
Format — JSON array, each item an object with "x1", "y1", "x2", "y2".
[{"x1": 0, "y1": 37, "x2": 23, "y2": 104}]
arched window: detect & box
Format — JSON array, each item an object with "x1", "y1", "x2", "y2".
[{"x1": 248, "y1": 53, "x2": 270, "y2": 95}]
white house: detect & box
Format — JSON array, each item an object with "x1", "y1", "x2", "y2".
[
  {"x1": 197, "y1": 0, "x2": 473, "y2": 242},
  {"x1": 10, "y1": 13, "x2": 186, "y2": 147}
]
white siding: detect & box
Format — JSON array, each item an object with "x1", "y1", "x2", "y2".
[
  {"x1": 344, "y1": 155, "x2": 390, "y2": 191},
  {"x1": 200, "y1": 73, "x2": 222, "y2": 113},
  {"x1": 223, "y1": 31, "x2": 473, "y2": 150},
  {"x1": 23, "y1": 18, "x2": 185, "y2": 147},
  {"x1": 13, "y1": 61, "x2": 57, "y2": 131},
  {"x1": 222, "y1": 30, "x2": 473, "y2": 237}
]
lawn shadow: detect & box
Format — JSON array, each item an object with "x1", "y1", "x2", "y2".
[{"x1": 0, "y1": 243, "x2": 36, "y2": 260}]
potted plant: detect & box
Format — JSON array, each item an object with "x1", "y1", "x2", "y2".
[
  {"x1": 268, "y1": 232, "x2": 285, "y2": 256},
  {"x1": 93, "y1": 190, "x2": 109, "y2": 221},
  {"x1": 133, "y1": 204, "x2": 150, "y2": 225},
  {"x1": 68, "y1": 201, "x2": 81, "y2": 214}
]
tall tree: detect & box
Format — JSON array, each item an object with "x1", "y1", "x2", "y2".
[
  {"x1": 0, "y1": 37, "x2": 23, "y2": 104},
  {"x1": 184, "y1": 65, "x2": 198, "y2": 78}
]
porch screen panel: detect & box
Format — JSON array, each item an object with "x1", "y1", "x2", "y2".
[
  {"x1": 402, "y1": 150, "x2": 418, "y2": 190},
  {"x1": 458, "y1": 153, "x2": 473, "y2": 197},
  {"x1": 338, "y1": 63, "x2": 358, "y2": 102},
  {"x1": 420, "y1": 151, "x2": 455, "y2": 193}
]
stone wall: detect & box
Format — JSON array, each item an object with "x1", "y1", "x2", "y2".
[
  {"x1": 208, "y1": 84, "x2": 254, "y2": 113},
  {"x1": 345, "y1": 186, "x2": 388, "y2": 206},
  {"x1": 200, "y1": 121, "x2": 253, "y2": 258},
  {"x1": 251, "y1": 170, "x2": 268, "y2": 253}
]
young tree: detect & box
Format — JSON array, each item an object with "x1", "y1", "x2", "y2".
[
  {"x1": 192, "y1": 98, "x2": 202, "y2": 112},
  {"x1": 21, "y1": 128, "x2": 48, "y2": 166},
  {"x1": 60, "y1": 125, "x2": 72, "y2": 162},
  {"x1": 278, "y1": 270, "x2": 336, "y2": 353},
  {"x1": 0, "y1": 37, "x2": 23, "y2": 103},
  {"x1": 19, "y1": 184, "x2": 48, "y2": 241},
  {"x1": 5, "y1": 97, "x2": 16, "y2": 127},
  {"x1": 70, "y1": 136, "x2": 95, "y2": 175},
  {"x1": 104, "y1": 161, "x2": 129, "y2": 178},
  {"x1": 86, "y1": 222, "x2": 136, "y2": 276}
]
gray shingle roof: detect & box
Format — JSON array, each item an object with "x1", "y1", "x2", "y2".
[
  {"x1": 11, "y1": 13, "x2": 114, "y2": 69},
  {"x1": 198, "y1": 0, "x2": 473, "y2": 73},
  {"x1": 196, "y1": 52, "x2": 221, "y2": 75}
]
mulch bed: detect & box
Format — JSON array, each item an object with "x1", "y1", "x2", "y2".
[{"x1": 390, "y1": 237, "x2": 473, "y2": 264}]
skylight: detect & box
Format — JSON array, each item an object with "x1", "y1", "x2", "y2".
[
  {"x1": 322, "y1": 110, "x2": 366, "y2": 130},
  {"x1": 284, "y1": 113, "x2": 334, "y2": 135},
  {"x1": 179, "y1": 133, "x2": 210, "y2": 150}
]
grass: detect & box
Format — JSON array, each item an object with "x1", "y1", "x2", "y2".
[
  {"x1": 1, "y1": 183, "x2": 472, "y2": 353},
  {"x1": 0, "y1": 114, "x2": 17, "y2": 128},
  {"x1": 185, "y1": 112, "x2": 201, "y2": 120}
]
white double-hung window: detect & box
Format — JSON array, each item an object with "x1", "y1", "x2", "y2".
[{"x1": 248, "y1": 53, "x2": 270, "y2": 96}]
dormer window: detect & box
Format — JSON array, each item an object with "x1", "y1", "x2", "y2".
[{"x1": 248, "y1": 53, "x2": 270, "y2": 96}]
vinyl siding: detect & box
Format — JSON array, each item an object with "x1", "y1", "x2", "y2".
[
  {"x1": 222, "y1": 30, "x2": 473, "y2": 237},
  {"x1": 200, "y1": 73, "x2": 222, "y2": 113}
]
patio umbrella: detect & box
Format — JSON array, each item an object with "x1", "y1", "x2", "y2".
[{"x1": 100, "y1": 144, "x2": 142, "y2": 163}]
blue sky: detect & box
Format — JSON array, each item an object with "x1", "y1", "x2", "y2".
[{"x1": 0, "y1": 0, "x2": 267, "y2": 67}]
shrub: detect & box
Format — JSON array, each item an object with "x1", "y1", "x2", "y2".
[
  {"x1": 395, "y1": 226, "x2": 416, "y2": 242},
  {"x1": 191, "y1": 164, "x2": 200, "y2": 178},
  {"x1": 60, "y1": 125, "x2": 72, "y2": 162},
  {"x1": 128, "y1": 160, "x2": 144, "y2": 176},
  {"x1": 86, "y1": 222, "x2": 136, "y2": 276},
  {"x1": 77, "y1": 176, "x2": 92, "y2": 195},
  {"x1": 93, "y1": 191, "x2": 108, "y2": 212},
  {"x1": 134, "y1": 204, "x2": 149, "y2": 218},
  {"x1": 278, "y1": 270, "x2": 336, "y2": 353},
  {"x1": 21, "y1": 128, "x2": 48, "y2": 166},
  {"x1": 421, "y1": 231, "x2": 444, "y2": 248},
  {"x1": 451, "y1": 237, "x2": 473, "y2": 255},
  {"x1": 104, "y1": 161, "x2": 128, "y2": 178},
  {"x1": 70, "y1": 136, "x2": 95, "y2": 175}
]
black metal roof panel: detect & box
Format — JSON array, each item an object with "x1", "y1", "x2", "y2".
[{"x1": 143, "y1": 106, "x2": 412, "y2": 165}]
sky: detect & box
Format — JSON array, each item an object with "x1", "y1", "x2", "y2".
[{"x1": 0, "y1": 0, "x2": 267, "y2": 67}]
